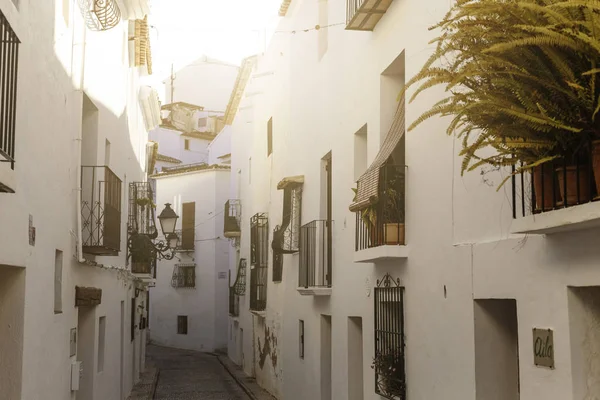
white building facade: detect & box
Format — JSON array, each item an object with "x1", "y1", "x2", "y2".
[
  {"x1": 0, "y1": 0, "x2": 160, "y2": 399},
  {"x1": 226, "y1": 1, "x2": 600, "y2": 400}
]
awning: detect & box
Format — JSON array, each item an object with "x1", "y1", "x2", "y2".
[
  {"x1": 349, "y1": 93, "x2": 405, "y2": 212},
  {"x1": 277, "y1": 175, "x2": 304, "y2": 190}
]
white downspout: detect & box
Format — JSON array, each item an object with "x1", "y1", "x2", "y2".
[{"x1": 75, "y1": 23, "x2": 87, "y2": 263}]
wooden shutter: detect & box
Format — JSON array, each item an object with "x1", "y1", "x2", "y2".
[
  {"x1": 130, "y1": 298, "x2": 135, "y2": 342},
  {"x1": 181, "y1": 202, "x2": 195, "y2": 250}
]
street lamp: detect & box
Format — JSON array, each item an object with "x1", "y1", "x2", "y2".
[{"x1": 128, "y1": 203, "x2": 181, "y2": 265}]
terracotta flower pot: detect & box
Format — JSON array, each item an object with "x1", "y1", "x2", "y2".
[
  {"x1": 532, "y1": 165, "x2": 554, "y2": 212},
  {"x1": 555, "y1": 166, "x2": 591, "y2": 206},
  {"x1": 384, "y1": 223, "x2": 405, "y2": 245},
  {"x1": 592, "y1": 140, "x2": 600, "y2": 198}
]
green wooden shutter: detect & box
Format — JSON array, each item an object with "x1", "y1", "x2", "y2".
[{"x1": 181, "y1": 202, "x2": 195, "y2": 250}]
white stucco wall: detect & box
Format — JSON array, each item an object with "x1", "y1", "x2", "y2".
[
  {"x1": 150, "y1": 168, "x2": 231, "y2": 352},
  {"x1": 225, "y1": 0, "x2": 600, "y2": 400},
  {"x1": 0, "y1": 1, "x2": 152, "y2": 399},
  {"x1": 149, "y1": 127, "x2": 212, "y2": 166}
]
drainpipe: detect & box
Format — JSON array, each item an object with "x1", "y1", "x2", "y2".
[{"x1": 75, "y1": 24, "x2": 87, "y2": 263}]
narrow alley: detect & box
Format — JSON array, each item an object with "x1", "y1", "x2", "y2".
[{"x1": 143, "y1": 345, "x2": 249, "y2": 400}]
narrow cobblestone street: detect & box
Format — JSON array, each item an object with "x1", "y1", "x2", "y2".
[{"x1": 148, "y1": 345, "x2": 249, "y2": 400}]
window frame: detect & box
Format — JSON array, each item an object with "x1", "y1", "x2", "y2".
[{"x1": 177, "y1": 315, "x2": 188, "y2": 335}]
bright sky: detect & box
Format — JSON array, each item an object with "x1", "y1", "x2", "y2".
[{"x1": 148, "y1": 0, "x2": 282, "y2": 85}]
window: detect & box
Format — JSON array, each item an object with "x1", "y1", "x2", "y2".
[
  {"x1": 98, "y1": 316, "x2": 106, "y2": 372},
  {"x1": 181, "y1": 202, "x2": 195, "y2": 250},
  {"x1": 198, "y1": 117, "x2": 207, "y2": 128},
  {"x1": 299, "y1": 320, "x2": 305, "y2": 359},
  {"x1": 171, "y1": 264, "x2": 196, "y2": 288},
  {"x1": 184, "y1": 139, "x2": 190, "y2": 150},
  {"x1": 177, "y1": 315, "x2": 188, "y2": 335},
  {"x1": 267, "y1": 117, "x2": 273, "y2": 156},
  {"x1": 374, "y1": 274, "x2": 405, "y2": 400},
  {"x1": 250, "y1": 213, "x2": 268, "y2": 311},
  {"x1": 54, "y1": 250, "x2": 63, "y2": 314},
  {"x1": 0, "y1": 10, "x2": 20, "y2": 174}
]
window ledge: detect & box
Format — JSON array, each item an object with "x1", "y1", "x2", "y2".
[
  {"x1": 354, "y1": 245, "x2": 409, "y2": 263},
  {"x1": 250, "y1": 310, "x2": 266, "y2": 318},
  {"x1": 296, "y1": 287, "x2": 332, "y2": 296},
  {"x1": 511, "y1": 202, "x2": 600, "y2": 235}
]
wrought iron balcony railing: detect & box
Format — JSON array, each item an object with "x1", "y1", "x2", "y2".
[
  {"x1": 346, "y1": 0, "x2": 394, "y2": 31},
  {"x1": 224, "y1": 199, "x2": 241, "y2": 238},
  {"x1": 355, "y1": 165, "x2": 406, "y2": 251},
  {"x1": 128, "y1": 182, "x2": 157, "y2": 236},
  {"x1": 250, "y1": 213, "x2": 268, "y2": 311},
  {"x1": 131, "y1": 253, "x2": 156, "y2": 277},
  {"x1": 81, "y1": 166, "x2": 122, "y2": 255},
  {"x1": 299, "y1": 220, "x2": 332, "y2": 288},
  {"x1": 512, "y1": 149, "x2": 600, "y2": 219},
  {"x1": 77, "y1": 0, "x2": 121, "y2": 31},
  {"x1": 0, "y1": 10, "x2": 20, "y2": 172},
  {"x1": 232, "y1": 258, "x2": 247, "y2": 296},
  {"x1": 229, "y1": 287, "x2": 240, "y2": 317}
]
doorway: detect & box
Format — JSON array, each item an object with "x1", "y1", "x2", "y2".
[
  {"x1": 77, "y1": 306, "x2": 96, "y2": 400},
  {"x1": 321, "y1": 315, "x2": 332, "y2": 400}
]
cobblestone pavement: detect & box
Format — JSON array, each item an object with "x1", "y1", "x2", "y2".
[{"x1": 149, "y1": 345, "x2": 249, "y2": 400}]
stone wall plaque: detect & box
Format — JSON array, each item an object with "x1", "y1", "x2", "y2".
[
  {"x1": 533, "y1": 328, "x2": 554, "y2": 369},
  {"x1": 75, "y1": 286, "x2": 102, "y2": 307}
]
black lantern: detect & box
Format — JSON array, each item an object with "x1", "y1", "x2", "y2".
[
  {"x1": 128, "y1": 203, "x2": 180, "y2": 265},
  {"x1": 158, "y1": 203, "x2": 178, "y2": 236}
]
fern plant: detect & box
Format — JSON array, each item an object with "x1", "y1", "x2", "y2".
[{"x1": 407, "y1": 0, "x2": 600, "y2": 186}]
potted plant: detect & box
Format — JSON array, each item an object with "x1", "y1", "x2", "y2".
[
  {"x1": 352, "y1": 187, "x2": 378, "y2": 243},
  {"x1": 380, "y1": 166, "x2": 405, "y2": 245},
  {"x1": 404, "y1": 0, "x2": 600, "y2": 206},
  {"x1": 371, "y1": 349, "x2": 405, "y2": 398},
  {"x1": 135, "y1": 197, "x2": 156, "y2": 209}
]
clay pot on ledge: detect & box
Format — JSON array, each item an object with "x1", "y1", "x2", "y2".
[
  {"x1": 532, "y1": 165, "x2": 555, "y2": 212},
  {"x1": 383, "y1": 223, "x2": 405, "y2": 245},
  {"x1": 555, "y1": 165, "x2": 591, "y2": 206}
]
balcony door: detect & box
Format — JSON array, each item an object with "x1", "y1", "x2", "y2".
[{"x1": 321, "y1": 153, "x2": 332, "y2": 286}]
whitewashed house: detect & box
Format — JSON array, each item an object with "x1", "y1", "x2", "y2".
[
  {"x1": 226, "y1": 1, "x2": 600, "y2": 400},
  {"x1": 0, "y1": 0, "x2": 161, "y2": 399}
]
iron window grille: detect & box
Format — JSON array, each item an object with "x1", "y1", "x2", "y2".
[
  {"x1": 229, "y1": 287, "x2": 240, "y2": 317},
  {"x1": 77, "y1": 0, "x2": 121, "y2": 31},
  {"x1": 0, "y1": 10, "x2": 19, "y2": 173},
  {"x1": 232, "y1": 258, "x2": 247, "y2": 296},
  {"x1": 374, "y1": 273, "x2": 406, "y2": 400},
  {"x1": 224, "y1": 199, "x2": 242, "y2": 238},
  {"x1": 272, "y1": 184, "x2": 302, "y2": 281},
  {"x1": 299, "y1": 220, "x2": 331, "y2": 288},
  {"x1": 171, "y1": 265, "x2": 196, "y2": 288},
  {"x1": 355, "y1": 164, "x2": 406, "y2": 251},
  {"x1": 177, "y1": 315, "x2": 188, "y2": 335},
  {"x1": 81, "y1": 166, "x2": 122, "y2": 255},
  {"x1": 512, "y1": 150, "x2": 600, "y2": 219},
  {"x1": 250, "y1": 213, "x2": 268, "y2": 311}
]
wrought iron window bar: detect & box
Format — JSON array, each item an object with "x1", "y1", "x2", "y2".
[
  {"x1": 299, "y1": 220, "x2": 331, "y2": 288},
  {"x1": 355, "y1": 165, "x2": 406, "y2": 251},
  {"x1": 128, "y1": 182, "x2": 157, "y2": 236},
  {"x1": 250, "y1": 213, "x2": 268, "y2": 311},
  {"x1": 171, "y1": 265, "x2": 196, "y2": 288},
  {"x1": 81, "y1": 166, "x2": 122, "y2": 255},
  {"x1": 224, "y1": 199, "x2": 242, "y2": 238},
  {"x1": 512, "y1": 149, "x2": 600, "y2": 219},
  {"x1": 232, "y1": 258, "x2": 247, "y2": 296},
  {"x1": 77, "y1": 0, "x2": 121, "y2": 31},
  {"x1": 374, "y1": 273, "x2": 406, "y2": 400},
  {"x1": 0, "y1": 10, "x2": 19, "y2": 173}
]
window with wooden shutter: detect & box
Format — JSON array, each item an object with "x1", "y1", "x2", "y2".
[{"x1": 181, "y1": 202, "x2": 195, "y2": 250}]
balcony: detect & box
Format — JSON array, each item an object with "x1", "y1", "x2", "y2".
[
  {"x1": 78, "y1": 0, "x2": 121, "y2": 31},
  {"x1": 81, "y1": 166, "x2": 122, "y2": 256},
  {"x1": 346, "y1": 0, "x2": 394, "y2": 31},
  {"x1": 354, "y1": 165, "x2": 408, "y2": 263},
  {"x1": 0, "y1": 10, "x2": 19, "y2": 188},
  {"x1": 511, "y1": 156, "x2": 600, "y2": 235},
  {"x1": 250, "y1": 213, "x2": 268, "y2": 313},
  {"x1": 229, "y1": 287, "x2": 240, "y2": 317},
  {"x1": 128, "y1": 182, "x2": 157, "y2": 236},
  {"x1": 224, "y1": 200, "x2": 241, "y2": 238},
  {"x1": 298, "y1": 220, "x2": 332, "y2": 296}
]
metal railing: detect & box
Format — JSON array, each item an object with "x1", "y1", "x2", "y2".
[
  {"x1": 299, "y1": 220, "x2": 331, "y2": 288},
  {"x1": 171, "y1": 265, "x2": 196, "y2": 288},
  {"x1": 77, "y1": 0, "x2": 121, "y2": 31},
  {"x1": 355, "y1": 165, "x2": 406, "y2": 251},
  {"x1": 229, "y1": 287, "x2": 240, "y2": 316},
  {"x1": 132, "y1": 255, "x2": 156, "y2": 277},
  {"x1": 0, "y1": 11, "x2": 20, "y2": 170},
  {"x1": 512, "y1": 152, "x2": 600, "y2": 218},
  {"x1": 128, "y1": 182, "x2": 156, "y2": 236},
  {"x1": 224, "y1": 199, "x2": 241, "y2": 237},
  {"x1": 250, "y1": 213, "x2": 268, "y2": 311},
  {"x1": 81, "y1": 166, "x2": 122, "y2": 255}
]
